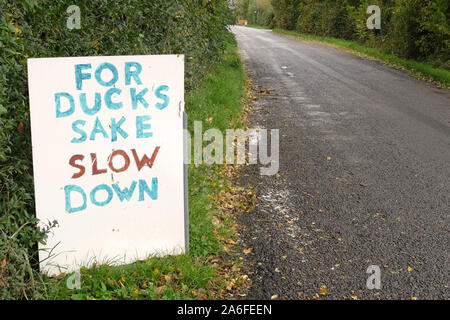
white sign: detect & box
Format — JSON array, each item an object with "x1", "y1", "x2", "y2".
[{"x1": 27, "y1": 55, "x2": 187, "y2": 275}]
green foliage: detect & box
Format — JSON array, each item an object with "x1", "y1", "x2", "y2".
[
  {"x1": 271, "y1": 0, "x2": 301, "y2": 29},
  {"x1": 0, "y1": 0, "x2": 233, "y2": 299},
  {"x1": 413, "y1": 0, "x2": 449, "y2": 63},
  {"x1": 237, "y1": 0, "x2": 275, "y2": 27},
  {"x1": 46, "y1": 255, "x2": 217, "y2": 300},
  {"x1": 238, "y1": 0, "x2": 449, "y2": 67}
]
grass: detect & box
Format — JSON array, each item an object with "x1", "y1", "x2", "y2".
[
  {"x1": 247, "y1": 25, "x2": 450, "y2": 88},
  {"x1": 41, "y1": 37, "x2": 249, "y2": 300}
]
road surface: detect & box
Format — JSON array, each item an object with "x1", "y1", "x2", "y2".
[{"x1": 232, "y1": 26, "x2": 450, "y2": 300}]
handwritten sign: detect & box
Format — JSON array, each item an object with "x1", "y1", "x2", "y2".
[{"x1": 28, "y1": 55, "x2": 187, "y2": 275}]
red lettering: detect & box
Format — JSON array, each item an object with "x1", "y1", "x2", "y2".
[
  {"x1": 91, "y1": 153, "x2": 107, "y2": 175},
  {"x1": 108, "y1": 150, "x2": 131, "y2": 173},
  {"x1": 69, "y1": 154, "x2": 85, "y2": 179},
  {"x1": 131, "y1": 147, "x2": 160, "y2": 171}
]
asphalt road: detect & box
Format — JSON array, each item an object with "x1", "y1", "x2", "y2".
[{"x1": 232, "y1": 26, "x2": 450, "y2": 300}]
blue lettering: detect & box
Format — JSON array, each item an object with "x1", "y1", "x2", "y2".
[
  {"x1": 75, "y1": 64, "x2": 91, "y2": 90},
  {"x1": 111, "y1": 116, "x2": 128, "y2": 142},
  {"x1": 80, "y1": 92, "x2": 101, "y2": 116},
  {"x1": 125, "y1": 62, "x2": 142, "y2": 85},
  {"x1": 90, "y1": 184, "x2": 113, "y2": 207},
  {"x1": 95, "y1": 62, "x2": 118, "y2": 87},
  {"x1": 105, "y1": 88, "x2": 123, "y2": 110},
  {"x1": 139, "y1": 178, "x2": 158, "y2": 201},
  {"x1": 90, "y1": 117, "x2": 109, "y2": 141},
  {"x1": 55, "y1": 92, "x2": 75, "y2": 118},
  {"x1": 71, "y1": 120, "x2": 87, "y2": 143},
  {"x1": 112, "y1": 181, "x2": 137, "y2": 202},
  {"x1": 155, "y1": 85, "x2": 170, "y2": 110},
  {"x1": 131, "y1": 88, "x2": 149, "y2": 109},
  {"x1": 65, "y1": 185, "x2": 87, "y2": 213},
  {"x1": 136, "y1": 115, "x2": 152, "y2": 139}
]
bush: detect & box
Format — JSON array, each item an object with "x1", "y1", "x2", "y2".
[
  {"x1": 0, "y1": 0, "x2": 232, "y2": 299},
  {"x1": 237, "y1": 0, "x2": 275, "y2": 27},
  {"x1": 262, "y1": 0, "x2": 450, "y2": 67},
  {"x1": 415, "y1": 0, "x2": 449, "y2": 66}
]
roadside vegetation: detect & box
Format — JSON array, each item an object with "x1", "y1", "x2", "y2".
[
  {"x1": 0, "y1": 0, "x2": 254, "y2": 300},
  {"x1": 236, "y1": 0, "x2": 450, "y2": 87}
]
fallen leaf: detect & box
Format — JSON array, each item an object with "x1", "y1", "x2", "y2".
[
  {"x1": 212, "y1": 216, "x2": 220, "y2": 226},
  {"x1": 198, "y1": 288, "x2": 206, "y2": 296},
  {"x1": 270, "y1": 294, "x2": 278, "y2": 300},
  {"x1": 155, "y1": 286, "x2": 165, "y2": 295},
  {"x1": 319, "y1": 285, "x2": 328, "y2": 295},
  {"x1": 243, "y1": 248, "x2": 253, "y2": 255},
  {"x1": 164, "y1": 274, "x2": 174, "y2": 282},
  {"x1": 226, "y1": 281, "x2": 235, "y2": 291},
  {"x1": 275, "y1": 268, "x2": 280, "y2": 273},
  {"x1": 408, "y1": 266, "x2": 414, "y2": 273}
]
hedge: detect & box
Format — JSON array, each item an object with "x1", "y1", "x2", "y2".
[
  {"x1": 237, "y1": 0, "x2": 449, "y2": 68},
  {"x1": 0, "y1": 0, "x2": 234, "y2": 299}
]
